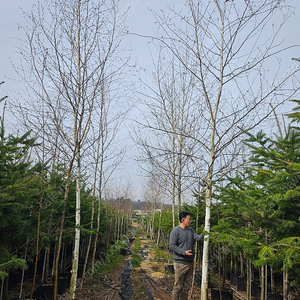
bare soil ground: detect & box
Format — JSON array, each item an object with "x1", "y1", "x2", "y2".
[
  {"x1": 124, "y1": 229, "x2": 202, "y2": 300},
  {"x1": 76, "y1": 227, "x2": 204, "y2": 299},
  {"x1": 7, "y1": 226, "x2": 204, "y2": 300}
]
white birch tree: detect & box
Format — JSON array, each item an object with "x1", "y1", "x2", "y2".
[
  {"x1": 15, "y1": 0, "x2": 128, "y2": 299},
  {"x1": 135, "y1": 55, "x2": 201, "y2": 224},
  {"x1": 142, "y1": 1, "x2": 300, "y2": 298}
]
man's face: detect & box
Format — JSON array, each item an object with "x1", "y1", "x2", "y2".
[{"x1": 182, "y1": 215, "x2": 191, "y2": 227}]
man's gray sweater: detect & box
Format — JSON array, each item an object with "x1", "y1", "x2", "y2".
[{"x1": 169, "y1": 225, "x2": 203, "y2": 264}]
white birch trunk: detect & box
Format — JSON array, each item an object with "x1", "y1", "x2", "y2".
[
  {"x1": 200, "y1": 182, "x2": 212, "y2": 300},
  {"x1": 69, "y1": 145, "x2": 81, "y2": 300}
]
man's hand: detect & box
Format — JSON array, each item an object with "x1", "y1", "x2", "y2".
[{"x1": 185, "y1": 250, "x2": 194, "y2": 256}]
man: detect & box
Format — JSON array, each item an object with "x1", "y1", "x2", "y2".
[{"x1": 169, "y1": 211, "x2": 203, "y2": 300}]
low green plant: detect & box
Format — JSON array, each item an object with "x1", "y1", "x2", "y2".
[
  {"x1": 147, "y1": 239, "x2": 170, "y2": 263},
  {"x1": 154, "y1": 245, "x2": 169, "y2": 263},
  {"x1": 131, "y1": 230, "x2": 142, "y2": 268},
  {"x1": 131, "y1": 255, "x2": 142, "y2": 268},
  {"x1": 92, "y1": 252, "x2": 124, "y2": 280}
]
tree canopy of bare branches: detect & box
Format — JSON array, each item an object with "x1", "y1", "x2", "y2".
[{"x1": 136, "y1": 1, "x2": 300, "y2": 298}]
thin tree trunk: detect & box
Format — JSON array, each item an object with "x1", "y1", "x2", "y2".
[
  {"x1": 264, "y1": 231, "x2": 268, "y2": 300},
  {"x1": 177, "y1": 143, "x2": 182, "y2": 211},
  {"x1": 69, "y1": 1, "x2": 84, "y2": 295},
  {"x1": 156, "y1": 204, "x2": 163, "y2": 246},
  {"x1": 151, "y1": 208, "x2": 155, "y2": 240},
  {"x1": 222, "y1": 247, "x2": 226, "y2": 290},
  {"x1": 53, "y1": 161, "x2": 74, "y2": 300},
  {"x1": 246, "y1": 258, "x2": 250, "y2": 300},
  {"x1": 117, "y1": 209, "x2": 120, "y2": 241},
  {"x1": 190, "y1": 185, "x2": 200, "y2": 298},
  {"x1": 218, "y1": 243, "x2": 221, "y2": 289},
  {"x1": 201, "y1": 179, "x2": 212, "y2": 300},
  {"x1": 19, "y1": 242, "x2": 28, "y2": 299},
  {"x1": 80, "y1": 156, "x2": 98, "y2": 291},
  {"x1": 90, "y1": 195, "x2": 102, "y2": 281},
  {"x1": 2, "y1": 277, "x2": 8, "y2": 300},
  {"x1": 172, "y1": 178, "x2": 176, "y2": 228},
  {"x1": 265, "y1": 264, "x2": 268, "y2": 300},
  {"x1": 44, "y1": 241, "x2": 51, "y2": 284},
  {"x1": 30, "y1": 151, "x2": 45, "y2": 300},
  {"x1": 283, "y1": 266, "x2": 288, "y2": 300},
  {"x1": 260, "y1": 265, "x2": 265, "y2": 300},
  {"x1": 90, "y1": 88, "x2": 105, "y2": 280},
  {"x1": 172, "y1": 142, "x2": 176, "y2": 227},
  {"x1": 42, "y1": 250, "x2": 47, "y2": 283},
  {"x1": 271, "y1": 266, "x2": 274, "y2": 294},
  {"x1": 69, "y1": 144, "x2": 81, "y2": 300}
]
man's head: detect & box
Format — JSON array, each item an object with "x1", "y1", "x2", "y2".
[{"x1": 179, "y1": 211, "x2": 192, "y2": 228}]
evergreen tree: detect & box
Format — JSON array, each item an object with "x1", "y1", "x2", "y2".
[{"x1": 0, "y1": 129, "x2": 39, "y2": 262}]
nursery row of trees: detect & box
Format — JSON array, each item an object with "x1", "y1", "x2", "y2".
[
  {"x1": 1, "y1": 0, "x2": 300, "y2": 300},
  {"x1": 0, "y1": 121, "x2": 133, "y2": 300},
  {"x1": 140, "y1": 102, "x2": 300, "y2": 300},
  {"x1": 133, "y1": 1, "x2": 300, "y2": 297},
  {"x1": 1, "y1": 0, "x2": 132, "y2": 299}
]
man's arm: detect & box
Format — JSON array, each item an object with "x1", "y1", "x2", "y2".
[
  {"x1": 195, "y1": 233, "x2": 204, "y2": 241},
  {"x1": 192, "y1": 228, "x2": 204, "y2": 241},
  {"x1": 169, "y1": 228, "x2": 186, "y2": 256}
]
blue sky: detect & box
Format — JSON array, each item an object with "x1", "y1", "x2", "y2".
[
  {"x1": 1, "y1": 0, "x2": 300, "y2": 201},
  {"x1": 2, "y1": 0, "x2": 299, "y2": 91}
]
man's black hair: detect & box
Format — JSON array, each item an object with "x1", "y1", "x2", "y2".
[{"x1": 179, "y1": 211, "x2": 190, "y2": 223}]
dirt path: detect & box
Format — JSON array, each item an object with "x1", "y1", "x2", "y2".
[
  {"x1": 76, "y1": 224, "x2": 202, "y2": 299},
  {"x1": 130, "y1": 225, "x2": 202, "y2": 300},
  {"x1": 130, "y1": 230, "x2": 173, "y2": 299},
  {"x1": 138, "y1": 233, "x2": 167, "y2": 278},
  {"x1": 7, "y1": 224, "x2": 251, "y2": 300}
]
